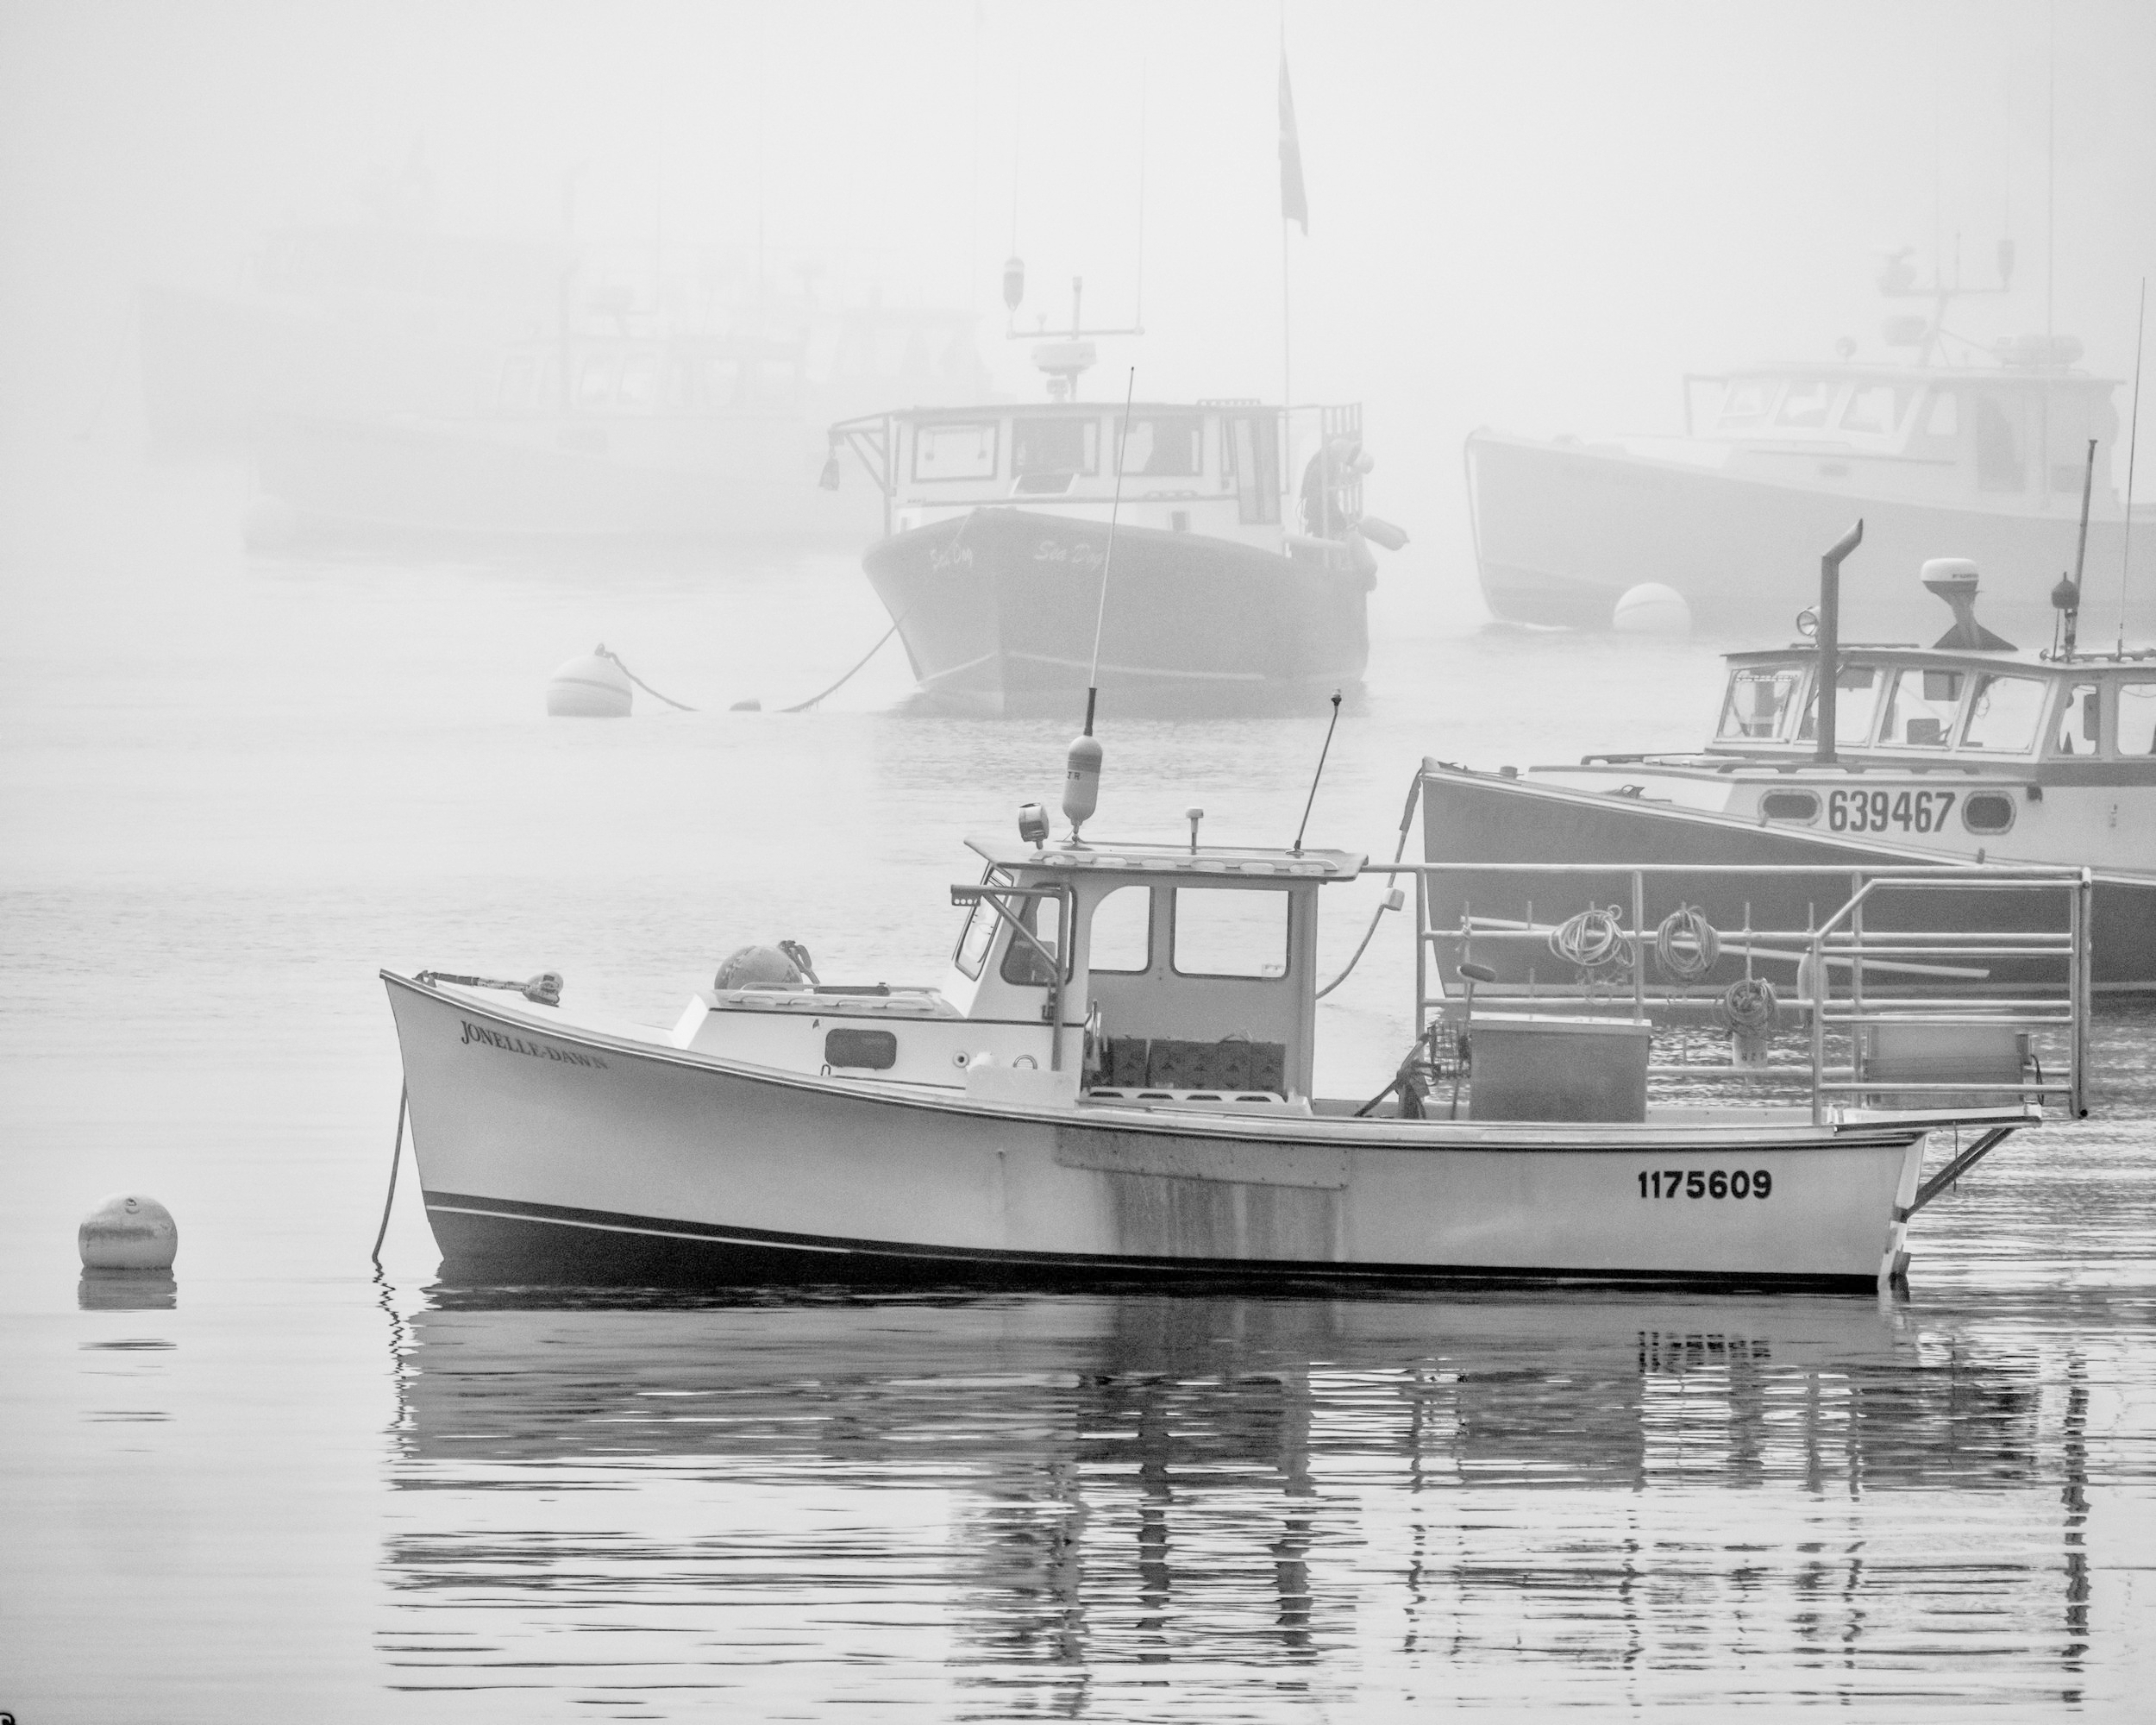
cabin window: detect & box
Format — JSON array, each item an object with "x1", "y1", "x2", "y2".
[
  {"x1": 1013, "y1": 417, "x2": 1099, "y2": 479},
  {"x1": 1224, "y1": 413, "x2": 1282, "y2": 524},
  {"x1": 953, "y1": 869, "x2": 1007, "y2": 979},
  {"x1": 1760, "y1": 790, "x2": 1821, "y2": 823},
  {"x1": 1974, "y1": 396, "x2": 2025, "y2": 491},
  {"x1": 1087, "y1": 886, "x2": 1152, "y2": 974},
  {"x1": 1796, "y1": 664, "x2": 1883, "y2": 747},
  {"x1": 914, "y1": 421, "x2": 999, "y2": 481},
  {"x1": 1963, "y1": 793, "x2": 2017, "y2": 834},
  {"x1": 1961, "y1": 674, "x2": 2046, "y2": 752},
  {"x1": 1119, "y1": 414, "x2": 1205, "y2": 477},
  {"x1": 2120, "y1": 683, "x2": 2156, "y2": 755},
  {"x1": 1171, "y1": 888, "x2": 1288, "y2": 980},
  {"x1": 1773, "y1": 380, "x2": 1837, "y2": 430},
  {"x1": 1837, "y1": 384, "x2": 1908, "y2": 436},
  {"x1": 574, "y1": 354, "x2": 618, "y2": 408},
  {"x1": 824, "y1": 1029, "x2": 897, "y2": 1071},
  {"x1": 1878, "y1": 667, "x2": 1964, "y2": 748},
  {"x1": 1717, "y1": 379, "x2": 1777, "y2": 430},
  {"x1": 1000, "y1": 889, "x2": 1067, "y2": 987},
  {"x1": 618, "y1": 350, "x2": 660, "y2": 408},
  {"x1": 1716, "y1": 668, "x2": 1803, "y2": 741},
  {"x1": 497, "y1": 354, "x2": 537, "y2": 412},
  {"x1": 2056, "y1": 683, "x2": 2101, "y2": 754}
]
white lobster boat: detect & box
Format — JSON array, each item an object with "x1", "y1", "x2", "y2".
[{"x1": 382, "y1": 762, "x2": 2091, "y2": 1292}]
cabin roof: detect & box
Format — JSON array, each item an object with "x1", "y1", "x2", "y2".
[
  {"x1": 1724, "y1": 644, "x2": 2156, "y2": 673},
  {"x1": 1713, "y1": 361, "x2": 2118, "y2": 389},
  {"x1": 965, "y1": 835, "x2": 1365, "y2": 881}
]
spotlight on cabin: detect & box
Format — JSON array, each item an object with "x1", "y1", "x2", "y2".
[
  {"x1": 1795, "y1": 608, "x2": 1821, "y2": 640},
  {"x1": 1017, "y1": 802, "x2": 1050, "y2": 848}
]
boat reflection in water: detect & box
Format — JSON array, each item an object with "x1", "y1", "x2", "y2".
[{"x1": 381, "y1": 1289, "x2": 2098, "y2": 1712}]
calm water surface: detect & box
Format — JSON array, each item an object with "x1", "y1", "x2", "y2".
[{"x1": 3, "y1": 446, "x2": 2152, "y2": 1721}]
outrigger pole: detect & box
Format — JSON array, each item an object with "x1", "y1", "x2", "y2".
[
  {"x1": 1062, "y1": 368, "x2": 1138, "y2": 843},
  {"x1": 2118, "y1": 277, "x2": 2146, "y2": 656}
]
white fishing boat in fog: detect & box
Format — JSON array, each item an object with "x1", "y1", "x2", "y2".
[
  {"x1": 382, "y1": 740, "x2": 2089, "y2": 1292},
  {"x1": 822, "y1": 269, "x2": 1407, "y2": 715},
  {"x1": 1468, "y1": 255, "x2": 2154, "y2": 638}
]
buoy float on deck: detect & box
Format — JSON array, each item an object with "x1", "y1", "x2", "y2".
[
  {"x1": 1612, "y1": 582, "x2": 1693, "y2": 636},
  {"x1": 79, "y1": 1193, "x2": 178, "y2": 1272},
  {"x1": 546, "y1": 647, "x2": 634, "y2": 718}
]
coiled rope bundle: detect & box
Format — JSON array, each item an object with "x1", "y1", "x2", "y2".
[
  {"x1": 1653, "y1": 905, "x2": 1721, "y2": 983},
  {"x1": 1720, "y1": 975, "x2": 1779, "y2": 1033},
  {"x1": 1548, "y1": 905, "x2": 1634, "y2": 978}
]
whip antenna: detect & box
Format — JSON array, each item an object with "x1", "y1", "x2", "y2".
[
  {"x1": 1062, "y1": 367, "x2": 1137, "y2": 843},
  {"x1": 2118, "y1": 276, "x2": 2146, "y2": 656},
  {"x1": 1290, "y1": 689, "x2": 1344, "y2": 855}
]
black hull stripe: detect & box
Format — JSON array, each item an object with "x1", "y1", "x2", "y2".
[{"x1": 423, "y1": 1191, "x2": 1877, "y2": 1292}]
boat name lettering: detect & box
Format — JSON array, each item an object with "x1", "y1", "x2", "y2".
[
  {"x1": 1827, "y1": 788, "x2": 1955, "y2": 835},
  {"x1": 459, "y1": 1020, "x2": 610, "y2": 1069},
  {"x1": 928, "y1": 542, "x2": 975, "y2": 572},
  {"x1": 1638, "y1": 1168, "x2": 1772, "y2": 1201},
  {"x1": 1033, "y1": 539, "x2": 1104, "y2": 569}
]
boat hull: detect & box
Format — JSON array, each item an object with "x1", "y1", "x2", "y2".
[
  {"x1": 1466, "y1": 430, "x2": 2156, "y2": 640},
  {"x1": 388, "y1": 974, "x2": 1943, "y2": 1290},
  {"x1": 1418, "y1": 763, "x2": 2155, "y2": 990},
  {"x1": 862, "y1": 509, "x2": 1371, "y2": 717}
]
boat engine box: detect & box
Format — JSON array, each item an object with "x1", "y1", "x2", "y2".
[
  {"x1": 1468, "y1": 1013, "x2": 1651, "y2": 1124},
  {"x1": 1860, "y1": 1022, "x2": 2028, "y2": 1109}
]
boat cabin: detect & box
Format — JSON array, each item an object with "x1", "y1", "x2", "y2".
[
  {"x1": 825, "y1": 398, "x2": 1370, "y2": 550},
  {"x1": 669, "y1": 835, "x2": 1366, "y2": 1110},
  {"x1": 1683, "y1": 356, "x2": 2123, "y2": 514},
  {"x1": 1709, "y1": 644, "x2": 2156, "y2": 764}
]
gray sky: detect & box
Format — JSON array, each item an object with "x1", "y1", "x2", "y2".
[{"x1": 3, "y1": 0, "x2": 2153, "y2": 536}]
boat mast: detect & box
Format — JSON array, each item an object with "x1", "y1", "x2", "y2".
[{"x1": 2118, "y1": 278, "x2": 2146, "y2": 656}]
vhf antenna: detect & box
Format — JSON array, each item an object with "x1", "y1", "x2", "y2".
[
  {"x1": 2119, "y1": 276, "x2": 2146, "y2": 657},
  {"x1": 1290, "y1": 690, "x2": 1344, "y2": 856},
  {"x1": 1062, "y1": 367, "x2": 1138, "y2": 844}
]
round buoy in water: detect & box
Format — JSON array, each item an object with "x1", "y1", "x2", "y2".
[
  {"x1": 1612, "y1": 583, "x2": 1693, "y2": 636},
  {"x1": 79, "y1": 1193, "x2": 178, "y2": 1272},
  {"x1": 546, "y1": 649, "x2": 633, "y2": 718}
]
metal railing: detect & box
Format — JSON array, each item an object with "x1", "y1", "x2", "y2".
[{"x1": 1369, "y1": 861, "x2": 2091, "y2": 1125}]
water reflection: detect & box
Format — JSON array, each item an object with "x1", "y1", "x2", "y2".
[
  {"x1": 77, "y1": 1270, "x2": 177, "y2": 1310},
  {"x1": 382, "y1": 1289, "x2": 2102, "y2": 1714}
]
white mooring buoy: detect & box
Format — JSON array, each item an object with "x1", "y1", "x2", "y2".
[
  {"x1": 546, "y1": 648, "x2": 634, "y2": 718},
  {"x1": 1611, "y1": 581, "x2": 1694, "y2": 636},
  {"x1": 79, "y1": 1193, "x2": 179, "y2": 1272}
]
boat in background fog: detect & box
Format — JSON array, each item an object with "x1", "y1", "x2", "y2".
[
  {"x1": 1468, "y1": 253, "x2": 2154, "y2": 639},
  {"x1": 824, "y1": 289, "x2": 1406, "y2": 716},
  {"x1": 252, "y1": 304, "x2": 987, "y2": 544},
  {"x1": 1420, "y1": 540, "x2": 2156, "y2": 990}
]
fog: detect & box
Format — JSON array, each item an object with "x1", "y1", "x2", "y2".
[{"x1": 5, "y1": 0, "x2": 2153, "y2": 559}]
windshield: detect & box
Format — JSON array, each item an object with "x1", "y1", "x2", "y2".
[
  {"x1": 1796, "y1": 664, "x2": 1883, "y2": 747},
  {"x1": 1962, "y1": 674, "x2": 2047, "y2": 752},
  {"x1": 1716, "y1": 667, "x2": 1805, "y2": 741},
  {"x1": 1877, "y1": 667, "x2": 1965, "y2": 749},
  {"x1": 1774, "y1": 379, "x2": 1839, "y2": 430},
  {"x1": 953, "y1": 868, "x2": 1007, "y2": 979}
]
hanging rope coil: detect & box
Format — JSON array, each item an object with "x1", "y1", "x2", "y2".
[
  {"x1": 417, "y1": 969, "x2": 563, "y2": 1006},
  {"x1": 1549, "y1": 905, "x2": 1634, "y2": 976},
  {"x1": 1653, "y1": 904, "x2": 1721, "y2": 983},
  {"x1": 1720, "y1": 975, "x2": 1780, "y2": 1034}
]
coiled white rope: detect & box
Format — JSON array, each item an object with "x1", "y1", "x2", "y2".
[{"x1": 1549, "y1": 905, "x2": 1634, "y2": 976}]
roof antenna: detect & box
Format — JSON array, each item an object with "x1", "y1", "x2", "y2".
[
  {"x1": 2053, "y1": 436, "x2": 2096, "y2": 658},
  {"x1": 2117, "y1": 276, "x2": 2146, "y2": 657},
  {"x1": 1062, "y1": 367, "x2": 1137, "y2": 845},
  {"x1": 1290, "y1": 690, "x2": 1344, "y2": 856}
]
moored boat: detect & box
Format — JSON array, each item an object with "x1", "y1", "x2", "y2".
[
  {"x1": 825, "y1": 339, "x2": 1403, "y2": 716},
  {"x1": 382, "y1": 741, "x2": 2090, "y2": 1291},
  {"x1": 1420, "y1": 536, "x2": 2156, "y2": 990},
  {"x1": 1467, "y1": 259, "x2": 2154, "y2": 638}
]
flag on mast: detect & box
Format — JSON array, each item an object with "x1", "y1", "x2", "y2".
[{"x1": 1278, "y1": 54, "x2": 1307, "y2": 235}]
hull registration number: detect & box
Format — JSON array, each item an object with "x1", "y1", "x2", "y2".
[
  {"x1": 1827, "y1": 788, "x2": 1956, "y2": 834},
  {"x1": 1639, "y1": 1168, "x2": 1773, "y2": 1200}
]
